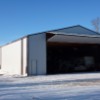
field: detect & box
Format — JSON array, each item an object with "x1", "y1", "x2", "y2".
[{"x1": 0, "y1": 73, "x2": 100, "y2": 100}]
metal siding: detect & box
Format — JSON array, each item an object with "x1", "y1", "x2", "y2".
[
  {"x1": 48, "y1": 35, "x2": 100, "y2": 44},
  {"x1": 2, "y1": 40, "x2": 22, "y2": 75},
  {"x1": 21, "y1": 39, "x2": 23, "y2": 75},
  {"x1": 0, "y1": 47, "x2": 1, "y2": 69},
  {"x1": 22, "y1": 38, "x2": 28, "y2": 76},
  {"x1": 28, "y1": 33, "x2": 46, "y2": 75}
]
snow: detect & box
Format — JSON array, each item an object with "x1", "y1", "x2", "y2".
[{"x1": 0, "y1": 73, "x2": 100, "y2": 100}]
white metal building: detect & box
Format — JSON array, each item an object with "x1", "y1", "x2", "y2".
[{"x1": 0, "y1": 25, "x2": 100, "y2": 76}]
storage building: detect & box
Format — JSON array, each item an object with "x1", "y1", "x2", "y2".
[{"x1": 0, "y1": 25, "x2": 100, "y2": 76}]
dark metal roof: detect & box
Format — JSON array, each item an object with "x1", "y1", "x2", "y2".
[
  {"x1": 49, "y1": 25, "x2": 100, "y2": 35},
  {"x1": 1, "y1": 25, "x2": 100, "y2": 47}
]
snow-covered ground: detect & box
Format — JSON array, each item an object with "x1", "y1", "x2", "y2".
[{"x1": 0, "y1": 73, "x2": 100, "y2": 100}]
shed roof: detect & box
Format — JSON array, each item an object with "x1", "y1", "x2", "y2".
[
  {"x1": 48, "y1": 25, "x2": 100, "y2": 35},
  {"x1": 1, "y1": 25, "x2": 100, "y2": 47}
]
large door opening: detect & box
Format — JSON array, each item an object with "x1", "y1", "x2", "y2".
[{"x1": 47, "y1": 43, "x2": 100, "y2": 74}]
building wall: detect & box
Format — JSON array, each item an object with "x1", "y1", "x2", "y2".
[
  {"x1": 0, "y1": 47, "x2": 1, "y2": 69},
  {"x1": 2, "y1": 40, "x2": 21, "y2": 75},
  {"x1": 28, "y1": 33, "x2": 47, "y2": 75},
  {"x1": 22, "y1": 38, "x2": 28, "y2": 76},
  {"x1": 1, "y1": 37, "x2": 27, "y2": 75}
]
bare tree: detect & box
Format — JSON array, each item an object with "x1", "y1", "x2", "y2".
[{"x1": 92, "y1": 17, "x2": 100, "y2": 33}]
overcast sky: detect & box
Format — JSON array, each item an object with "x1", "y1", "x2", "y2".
[{"x1": 0, "y1": 0, "x2": 100, "y2": 45}]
